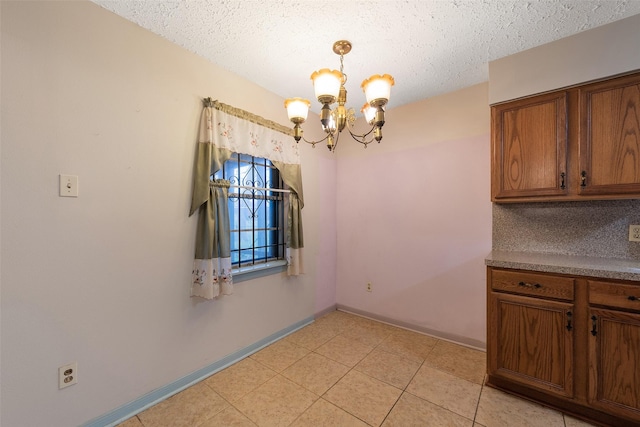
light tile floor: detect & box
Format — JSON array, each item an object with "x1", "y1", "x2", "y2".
[{"x1": 118, "y1": 310, "x2": 597, "y2": 427}]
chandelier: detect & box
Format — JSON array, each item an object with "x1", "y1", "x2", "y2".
[{"x1": 284, "y1": 40, "x2": 394, "y2": 152}]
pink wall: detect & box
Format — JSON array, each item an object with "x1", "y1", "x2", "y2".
[
  {"x1": 313, "y1": 155, "x2": 338, "y2": 314},
  {"x1": 293, "y1": 126, "x2": 338, "y2": 315},
  {"x1": 335, "y1": 84, "x2": 492, "y2": 347}
]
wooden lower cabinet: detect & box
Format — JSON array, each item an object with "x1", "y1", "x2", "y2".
[
  {"x1": 489, "y1": 292, "x2": 574, "y2": 398},
  {"x1": 487, "y1": 267, "x2": 640, "y2": 426}
]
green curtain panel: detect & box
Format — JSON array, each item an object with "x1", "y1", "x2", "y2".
[
  {"x1": 191, "y1": 179, "x2": 233, "y2": 299},
  {"x1": 273, "y1": 161, "x2": 304, "y2": 251}
]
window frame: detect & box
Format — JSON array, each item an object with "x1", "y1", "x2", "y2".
[{"x1": 213, "y1": 153, "x2": 287, "y2": 277}]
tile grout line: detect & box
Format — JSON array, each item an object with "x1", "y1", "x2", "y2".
[
  {"x1": 284, "y1": 326, "x2": 370, "y2": 426},
  {"x1": 212, "y1": 356, "x2": 282, "y2": 426},
  {"x1": 401, "y1": 343, "x2": 480, "y2": 427},
  {"x1": 318, "y1": 325, "x2": 381, "y2": 425},
  {"x1": 472, "y1": 376, "x2": 486, "y2": 425},
  {"x1": 399, "y1": 338, "x2": 483, "y2": 425},
  {"x1": 201, "y1": 377, "x2": 266, "y2": 427},
  {"x1": 312, "y1": 323, "x2": 406, "y2": 426},
  {"x1": 316, "y1": 322, "x2": 481, "y2": 426},
  {"x1": 363, "y1": 329, "x2": 408, "y2": 426},
  {"x1": 378, "y1": 355, "x2": 427, "y2": 426},
  {"x1": 282, "y1": 325, "x2": 357, "y2": 426}
]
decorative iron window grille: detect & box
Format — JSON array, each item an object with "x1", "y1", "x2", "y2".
[{"x1": 213, "y1": 153, "x2": 285, "y2": 268}]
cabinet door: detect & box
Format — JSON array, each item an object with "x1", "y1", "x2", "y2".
[
  {"x1": 492, "y1": 92, "x2": 568, "y2": 200},
  {"x1": 579, "y1": 74, "x2": 640, "y2": 195},
  {"x1": 488, "y1": 292, "x2": 574, "y2": 398},
  {"x1": 588, "y1": 308, "x2": 640, "y2": 421}
]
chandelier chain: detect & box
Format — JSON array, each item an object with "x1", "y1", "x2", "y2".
[{"x1": 339, "y1": 53, "x2": 347, "y2": 83}]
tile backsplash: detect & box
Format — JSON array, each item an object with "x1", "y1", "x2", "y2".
[{"x1": 493, "y1": 199, "x2": 640, "y2": 260}]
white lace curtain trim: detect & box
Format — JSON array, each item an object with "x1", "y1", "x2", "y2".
[
  {"x1": 286, "y1": 248, "x2": 305, "y2": 276},
  {"x1": 192, "y1": 258, "x2": 233, "y2": 299},
  {"x1": 201, "y1": 107, "x2": 301, "y2": 166}
]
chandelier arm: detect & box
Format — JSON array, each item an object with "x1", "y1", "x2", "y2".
[
  {"x1": 345, "y1": 122, "x2": 375, "y2": 139},
  {"x1": 300, "y1": 133, "x2": 331, "y2": 148},
  {"x1": 345, "y1": 124, "x2": 377, "y2": 145}
]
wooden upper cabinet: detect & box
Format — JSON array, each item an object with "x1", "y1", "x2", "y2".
[
  {"x1": 492, "y1": 91, "x2": 568, "y2": 201},
  {"x1": 579, "y1": 74, "x2": 640, "y2": 195},
  {"x1": 491, "y1": 71, "x2": 640, "y2": 202}
]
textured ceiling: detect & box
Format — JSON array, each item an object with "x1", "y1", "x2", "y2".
[{"x1": 91, "y1": 0, "x2": 640, "y2": 111}]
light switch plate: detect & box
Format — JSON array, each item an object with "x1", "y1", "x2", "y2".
[
  {"x1": 59, "y1": 175, "x2": 78, "y2": 197},
  {"x1": 629, "y1": 225, "x2": 640, "y2": 242}
]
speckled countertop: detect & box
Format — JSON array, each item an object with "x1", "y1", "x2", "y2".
[{"x1": 486, "y1": 250, "x2": 640, "y2": 282}]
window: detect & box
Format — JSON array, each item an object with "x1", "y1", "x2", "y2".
[{"x1": 213, "y1": 153, "x2": 285, "y2": 268}]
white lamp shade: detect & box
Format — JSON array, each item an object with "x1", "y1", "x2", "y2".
[
  {"x1": 310, "y1": 69, "x2": 342, "y2": 102},
  {"x1": 361, "y1": 103, "x2": 377, "y2": 124},
  {"x1": 285, "y1": 98, "x2": 310, "y2": 122},
  {"x1": 361, "y1": 74, "x2": 395, "y2": 105}
]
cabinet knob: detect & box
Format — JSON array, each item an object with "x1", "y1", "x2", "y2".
[
  {"x1": 580, "y1": 171, "x2": 587, "y2": 187},
  {"x1": 560, "y1": 172, "x2": 566, "y2": 190},
  {"x1": 591, "y1": 315, "x2": 598, "y2": 336},
  {"x1": 629, "y1": 295, "x2": 638, "y2": 301}
]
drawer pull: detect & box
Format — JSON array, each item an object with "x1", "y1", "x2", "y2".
[
  {"x1": 566, "y1": 311, "x2": 573, "y2": 331},
  {"x1": 629, "y1": 296, "x2": 638, "y2": 301},
  {"x1": 591, "y1": 315, "x2": 598, "y2": 336},
  {"x1": 518, "y1": 281, "x2": 542, "y2": 289}
]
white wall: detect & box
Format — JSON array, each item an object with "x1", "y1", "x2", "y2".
[
  {"x1": 335, "y1": 83, "x2": 492, "y2": 347},
  {"x1": 0, "y1": 1, "x2": 335, "y2": 426},
  {"x1": 489, "y1": 13, "x2": 640, "y2": 104}
]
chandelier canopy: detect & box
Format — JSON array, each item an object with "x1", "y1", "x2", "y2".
[{"x1": 285, "y1": 40, "x2": 395, "y2": 152}]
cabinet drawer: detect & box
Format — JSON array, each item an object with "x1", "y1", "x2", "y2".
[
  {"x1": 491, "y1": 269, "x2": 574, "y2": 301},
  {"x1": 588, "y1": 280, "x2": 640, "y2": 311}
]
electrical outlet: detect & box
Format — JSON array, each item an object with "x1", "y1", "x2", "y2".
[
  {"x1": 366, "y1": 282, "x2": 372, "y2": 292},
  {"x1": 630, "y1": 225, "x2": 640, "y2": 242},
  {"x1": 59, "y1": 362, "x2": 77, "y2": 389}
]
